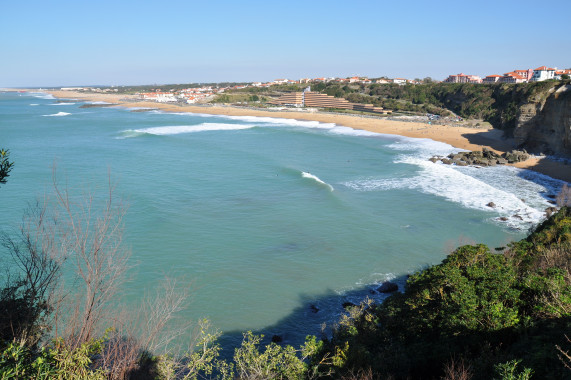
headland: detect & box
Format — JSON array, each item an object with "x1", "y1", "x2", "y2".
[{"x1": 45, "y1": 90, "x2": 571, "y2": 183}]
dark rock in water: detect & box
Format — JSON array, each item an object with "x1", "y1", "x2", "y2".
[
  {"x1": 434, "y1": 150, "x2": 527, "y2": 168},
  {"x1": 513, "y1": 214, "x2": 523, "y2": 220},
  {"x1": 271, "y1": 335, "x2": 283, "y2": 343},
  {"x1": 429, "y1": 157, "x2": 439, "y2": 163},
  {"x1": 473, "y1": 158, "x2": 490, "y2": 166},
  {"x1": 130, "y1": 108, "x2": 157, "y2": 113},
  {"x1": 369, "y1": 289, "x2": 377, "y2": 295},
  {"x1": 309, "y1": 304, "x2": 319, "y2": 313},
  {"x1": 487, "y1": 202, "x2": 496, "y2": 208},
  {"x1": 377, "y1": 281, "x2": 398, "y2": 293},
  {"x1": 342, "y1": 302, "x2": 357, "y2": 309},
  {"x1": 499, "y1": 217, "x2": 509, "y2": 221},
  {"x1": 79, "y1": 103, "x2": 115, "y2": 108},
  {"x1": 545, "y1": 207, "x2": 558, "y2": 218}
]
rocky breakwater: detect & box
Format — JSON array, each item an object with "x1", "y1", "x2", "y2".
[{"x1": 429, "y1": 148, "x2": 530, "y2": 167}]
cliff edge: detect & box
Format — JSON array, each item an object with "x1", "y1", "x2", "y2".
[{"x1": 514, "y1": 83, "x2": 571, "y2": 156}]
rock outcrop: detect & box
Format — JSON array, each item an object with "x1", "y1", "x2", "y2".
[
  {"x1": 513, "y1": 84, "x2": 571, "y2": 156},
  {"x1": 429, "y1": 148, "x2": 529, "y2": 167}
]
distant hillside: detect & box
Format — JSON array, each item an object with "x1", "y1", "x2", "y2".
[{"x1": 248, "y1": 81, "x2": 571, "y2": 156}]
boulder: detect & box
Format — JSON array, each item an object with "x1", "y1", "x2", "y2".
[
  {"x1": 309, "y1": 304, "x2": 319, "y2": 313},
  {"x1": 271, "y1": 335, "x2": 283, "y2": 343},
  {"x1": 441, "y1": 158, "x2": 452, "y2": 165},
  {"x1": 502, "y1": 150, "x2": 530, "y2": 163},
  {"x1": 429, "y1": 157, "x2": 439, "y2": 163},
  {"x1": 545, "y1": 207, "x2": 558, "y2": 218},
  {"x1": 487, "y1": 202, "x2": 496, "y2": 208},
  {"x1": 342, "y1": 302, "x2": 357, "y2": 309},
  {"x1": 377, "y1": 281, "x2": 399, "y2": 293}
]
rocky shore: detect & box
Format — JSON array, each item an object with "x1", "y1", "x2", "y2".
[{"x1": 429, "y1": 148, "x2": 530, "y2": 167}]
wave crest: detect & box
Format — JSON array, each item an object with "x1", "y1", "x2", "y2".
[
  {"x1": 42, "y1": 112, "x2": 71, "y2": 117},
  {"x1": 302, "y1": 172, "x2": 334, "y2": 191}
]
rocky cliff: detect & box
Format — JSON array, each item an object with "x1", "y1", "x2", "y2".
[{"x1": 513, "y1": 84, "x2": 571, "y2": 156}]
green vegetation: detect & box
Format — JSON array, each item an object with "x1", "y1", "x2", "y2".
[
  {"x1": 313, "y1": 207, "x2": 571, "y2": 379},
  {"x1": 305, "y1": 81, "x2": 562, "y2": 131},
  {"x1": 0, "y1": 149, "x2": 13, "y2": 186},
  {"x1": 211, "y1": 93, "x2": 266, "y2": 104}
]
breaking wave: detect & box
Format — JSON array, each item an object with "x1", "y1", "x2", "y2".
[
  {"x1": 121, "y1": 123, "x2": 256, "y2": 137},
  {"x1": 302, "y1": 172, "x2": 334, "y2": 191},
  {"x1": 42, "y1": 112, "x2": 71, "y2": 117}
]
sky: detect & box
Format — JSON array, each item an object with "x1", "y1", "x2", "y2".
[{"x1": 1, "y1": 0, "x2": 569, "y2": 87}]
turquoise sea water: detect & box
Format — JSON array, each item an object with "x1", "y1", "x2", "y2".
[{"x1": 0, "y1": 91, "x2": 565, "y2": 348}]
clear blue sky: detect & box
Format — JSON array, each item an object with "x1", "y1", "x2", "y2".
[{"x1": 1, "y1": 0, "x2": 569, "y2": 87}]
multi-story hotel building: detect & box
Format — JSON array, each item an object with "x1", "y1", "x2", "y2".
[{"x1": 269, "y1": 90, "x2": 389, "y2": 114}]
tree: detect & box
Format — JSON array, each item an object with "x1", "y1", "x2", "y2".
[
  {"x1": 0, "y1": 199, "x2": 66, "y2": 347},
  {"x1": 48, "y1": 171, "x2": 130, "y2": 349},
  {"x1": 0, "y1": 148, "x2": 14, "y2": 186}
]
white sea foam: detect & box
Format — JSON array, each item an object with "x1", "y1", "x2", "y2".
[
  {"x1": 86, "y1": 101, "x2": 112, "y2": 105},
  {"x1": 343, "y1": 155, "x2": 554, "y2": 230},
  {"x1": 42, "y1": 112, "x2": 71, "y2": 117},
  {"x1": 301, "y1": 172, "x2": 334, "y2": 191},
  {"x1": 30, "y1": 104, "x2": 38, "y2": 106},
  {"x1": 50, "y1": 102, "x2": 75, "y2": 106},
  {"x1": 126, "y1": 123, "x2": 256, "y2": 136},
  {"x1": 30, "y1": 92, "x2": 55, "y2": 99}
]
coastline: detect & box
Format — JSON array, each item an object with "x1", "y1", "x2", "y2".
[{"x1": 45, "y1": 90, "x2": 571, "y2": 183}]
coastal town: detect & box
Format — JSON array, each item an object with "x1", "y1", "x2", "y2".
[{"x1": 60, "y1": 65, "x2": 571, "y2": 106}]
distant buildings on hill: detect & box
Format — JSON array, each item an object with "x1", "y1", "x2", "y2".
[{"x1": 444, "y1": 66, "x2": 570, "y2": 84}]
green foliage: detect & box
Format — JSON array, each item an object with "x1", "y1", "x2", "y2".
[
  {"x1": 0, "y1": 149, "x2": 14, "y2": 186},
  {"x1": 233, "y1": 332, "x2": 307, "y2": 380},
  {"x1": 315, "y1": 208, "x2": 571, "y2": 379},
  {"x1": 0, "y1": 279, "x2": 51, "y2": 349},
  {"x1": 494, "y1": 360, "x2": 533, "y2": 380},
  {"x1": 0, "y1": 338, "x2": 105, "y2": 379}
]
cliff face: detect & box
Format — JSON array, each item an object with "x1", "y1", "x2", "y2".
[{"x1": 513, "y1": 84, "x2": 571, "y2": 156}]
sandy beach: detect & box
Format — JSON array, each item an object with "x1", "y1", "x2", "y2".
[{"x1": 46, "y1": 90, "x2": 571, "y2": 183}]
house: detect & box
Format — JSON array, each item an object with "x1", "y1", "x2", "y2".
[
  {"x1": 443, "y1": 73, "x2": 482, "y2": 84},
  {"x1": 392, "y1": 78, "x2": 407, "y2": 85},
  {"x1": 349, "y1": 76, "x2": 361, "y2": 83},
  {"x1": 555, "y1": 69, "x2": 571, "y2": 80},
  {"x1": 531, "y1": 66, "x2": 556, "y2": 82},
  {"x1": 483, "y1": 75, "x2": 502, "y2": 84},
  {"x1": 513, "y1": 69, "x2": 534, "y2": 82},
  {"x1": 500, "y1": 72, "x2": 526, "y2": 84},
  {"x1": 376, "y1": 79, "x2": 391, "y2": 84}
]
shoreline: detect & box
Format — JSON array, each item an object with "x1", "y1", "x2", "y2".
[{"x1": 43, "y1": 90, "x2": 571, "y2": 183}]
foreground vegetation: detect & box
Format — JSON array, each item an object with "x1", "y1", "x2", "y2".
[{"x1": 1, "y1": 153, "x2": 570, "y2": 379}]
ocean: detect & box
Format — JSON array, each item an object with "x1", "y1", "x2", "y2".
[{"x1": 0, "y1": 91, "x2": 565, "y2": 349}]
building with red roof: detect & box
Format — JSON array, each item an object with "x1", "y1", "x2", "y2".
[{"x1": 531, "y1": 66, "x2": 557, "y2": 81}]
